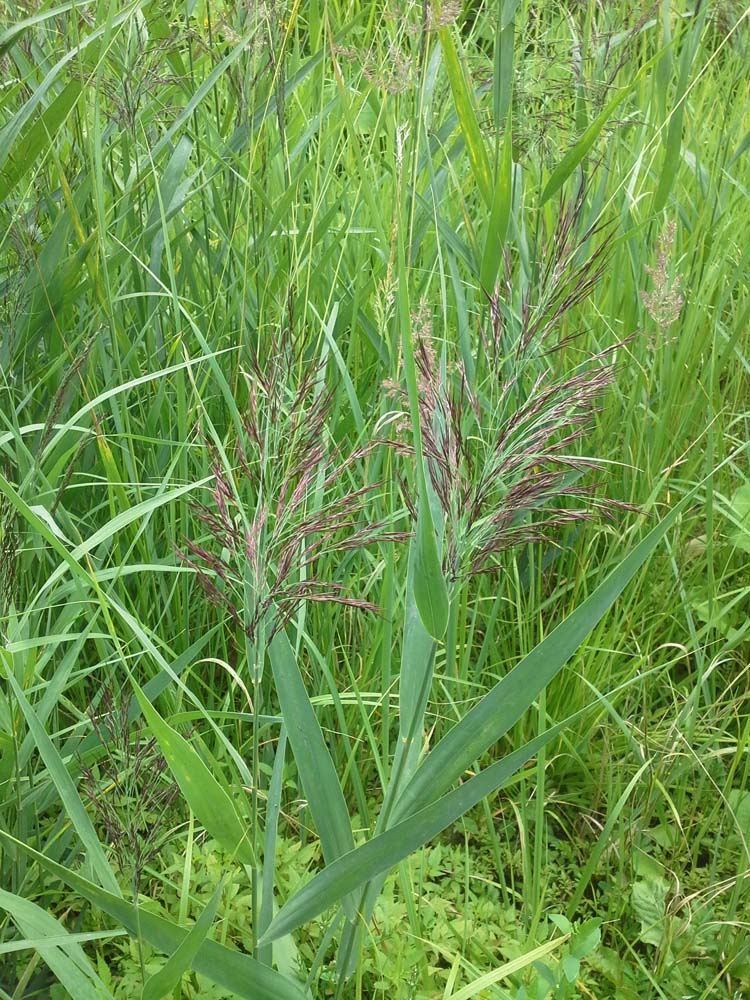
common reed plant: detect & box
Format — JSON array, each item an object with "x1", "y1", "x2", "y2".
[{"x1": 0, "y1": 1, "x2": 748, "y2": 998}]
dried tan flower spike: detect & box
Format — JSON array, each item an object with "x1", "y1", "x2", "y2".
[{"x1": 641, "y1": 222, "x2": 684, "y2": 336}]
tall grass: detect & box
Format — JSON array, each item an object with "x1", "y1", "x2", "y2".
[{"x1": 1, "y1": 1, "x2": 749, "y2": 997}]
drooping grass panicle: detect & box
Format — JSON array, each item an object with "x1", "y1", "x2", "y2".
[
  {"x1": 179, "y1": 330, "x2": 408, "y2": 644},
  {"x1": 385, "y1": 298, "x2": 632, "y2": 585},
  {"x1": 80, "y1": 686, "x2": 179, "y2": 889}
]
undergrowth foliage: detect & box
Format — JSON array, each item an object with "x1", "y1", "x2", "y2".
[{"x1": 0, "y1": 1, "x2": 749, "y2": 999}]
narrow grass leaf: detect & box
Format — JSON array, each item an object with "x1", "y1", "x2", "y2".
[
  {"x1": 131, "y1": 681, "x2": 255, "y2": 866},
  {"x1": 439, "y1": 28, "x2": 493, "y2": 207},
  {"x1": 414, "y1": 501, "x2": 449, "y2": 640},
  {"x1": 540, "y1": 48, "x2": 663, "y2": 206},
  {"x1": 2, "y1": 670, "x2": 121, "y2": 897},
  {"x1": 651, "y1": 6, "x2": 708, "y2": 213},
  {"x1": 540, "y1": 88, "x2": 630, "y2": 206},
  {"x1": 565, "y1": 762, "x2": 651, "y2": 918},
  {"x1": 0, "y1": 1, "x2": 88, "y2": 59},
  {"x1": 268, "y1": 629, "x2": 354, "y2": 871},
  {"x1": 393, "y1": 495, "x2": 690, "y2": 822},
  {"x1": 448, "y1": 935, "x2": 570, "y2": 1000},
  {"x1": 397, "y1": 226, "x2": 449, "y2": 641},
  {"x1": 259, "y1": 727, "x2": 287, "y2": 965},
  {"x1": 0, "y1": 888, "x2": 114, "y2": 1000},
  {"x1": 261, "y1": 723, "x2": 572, "y2": 942},
  {"x1": 479, "y1": 111, "x2": 513, "y2": 294},
  {"x1": 141, "y1": 880, "x2": 224, "y2": 1000},
  {"x1": 0, "y1": 80, "x2": 82, "y2": 201}
]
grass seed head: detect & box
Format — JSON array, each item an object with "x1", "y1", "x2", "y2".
[{"x1": 179, "y1": 330, "x2": 406, "y2": 645}]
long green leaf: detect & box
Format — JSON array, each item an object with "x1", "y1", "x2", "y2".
[
  {"x1": 439, "y1": 28, "x2": 493, "y2": 207},
  {"x1": 132, "y1": 681, "x2": 255, "y2": 866},
  {"x1": 479, "y1": 110, "x2": 513, "y2": 293},
  {"x1": 261, "y1": 724, "x2": 568, "y2": 943},
  {"x1": 393, "y1": 496, "x2": 688, "y2": 823},
  {"x1": 37, "y1": 477, "x2": 212, "y2": 602},
  {"x1": 0, "y1": 888, "x2": 113, "y2": 1000},
  {"x1": 397, "y1": 210, "x2": 448, "y2": 641},
  {"x1": 652, "y1": 5, "x2": 709, "y2": 213},
  {"x1": 267, "y1": 629, "x2": 354, "y2": 869},
  {"x1": 0, "y1": 80, "x2": 82, "y2": 201},
  {"x1": 540, "y1": 47, "x2": 664, "y2": 206},
  {"x1": 2, "y1": 669, "x2": 121, "y2": 897},
  {"x1": 0, "y1": 1, "x2": 90, "y2": 59},
  {"x1": 142, "y1": 880, "x2": 224, "y2": 1000},
  {"x1": 413, "y1": 501, "x2": 449, "y2": 640},
  {"x1": 261, "y1": 496, "x2": 689, "y2": 941}
]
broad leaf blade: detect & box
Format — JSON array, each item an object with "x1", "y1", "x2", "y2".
[
  {"x1": 267, "y1": 629, "x2": 355, "y2": 867},
  {"x1": 413, "y1": 501, "x2": 449, "y2": 640},
  {"x1": 261, "y1": 724, "x2": 568, "y2": 943},
  {"x1": 393, "y1": 496, "x2": 688, "y2": 823}
]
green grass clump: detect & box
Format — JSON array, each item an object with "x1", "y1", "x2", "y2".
[{"x1": 1, "y1": 1, "x2": 749, "y2": 998}]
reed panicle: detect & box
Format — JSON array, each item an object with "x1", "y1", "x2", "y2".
[
  {"x1": 385, "y1": 295, "x2": 631, "y2": 585},
  {"x1": 80, "y1": 687, "x2": 179, "y2": 891},
  {"x1": 179, "y1": 330, "x2": 407, "y2": 643}
]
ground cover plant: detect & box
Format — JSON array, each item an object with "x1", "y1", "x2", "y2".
[{"x1": 1, "y1": 0, "x2": 749, "y2": 997}]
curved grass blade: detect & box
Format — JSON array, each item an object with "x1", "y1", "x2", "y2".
[
  {"x1": 439, "y1": 28, "x2": 493, "y2": 207},
  {"x1": 261, "y1": 496, "x2": 691, "y2": 941},
  {"x1": 132, "y1": 681, "x2": 255, "y2": 867},
  {"x1": 414, "y1": 501, "x2": 449, "y2": 640},
  {"x1": 540, "y1": 48, "x2": 664, "y2": 207},
  {"x1": 397, "y1": 220, "x2": 448, "y2": 641},
  {"x1": 2, "y1": 668, "x2": 121, "y2": 897},
  {"x1": 260, "y1": 722, "x2": 571, "y2": 943},
  {"x1": 142, "y1": 880, "x2": 224, "y2": 1000},
  {"x1": 479, "y1": 110, "x2": 513, "y2": 294},
  {"x1": 392, "y1": 494, "x2": 688, "y2": 823},
  {"x1": 268, "y1": 629, "x2": 355, "y2": 870},
  {"x1": 651, "y1": 4, "x2": 709, "y2": 213},
  {"x1": 0, "y1": 80, "x2": 82, "y2": 201},
  {"x1": 0, "y1": 888, "x2": 114, "y2": 1000}
]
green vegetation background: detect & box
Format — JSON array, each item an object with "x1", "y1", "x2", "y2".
[{"x1": 0, "y1": 1, "x2": 749, "y2": 998}]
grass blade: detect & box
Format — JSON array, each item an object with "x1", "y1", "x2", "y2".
[
  {"x1": 2, "y1": 668, "x2": 121, "y2": 897},
  {"x1": 393, "y1": 494, "x2": 690, "y2": 823},
  {"x1": 141, "y1": 879, "x2": 224, "y2": 1000},
  {"x1": 267, "y1": 628, "x2": 355, "y2": 868},
  {"x1": 479, "y1": 110, "x2": 513, "y2": 294},
  {"x1": 0, "y1": 888, "x2": 113, "y2": 1000},
  {"x1": 439, "y1": 28, "x2": 493, "y2": 207},
  {"x1": 260, "y1": 496, "x2": 690, "y2": 940},
  {"x1": 132, "y1": 680, "x2": 255, "y2": 866},
  {"x1": 540, "y1": 48, "x2": 663, "y2": 206},
  {"x1": 261, "y1": 722, "x2": 572, "y2": 942}
]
